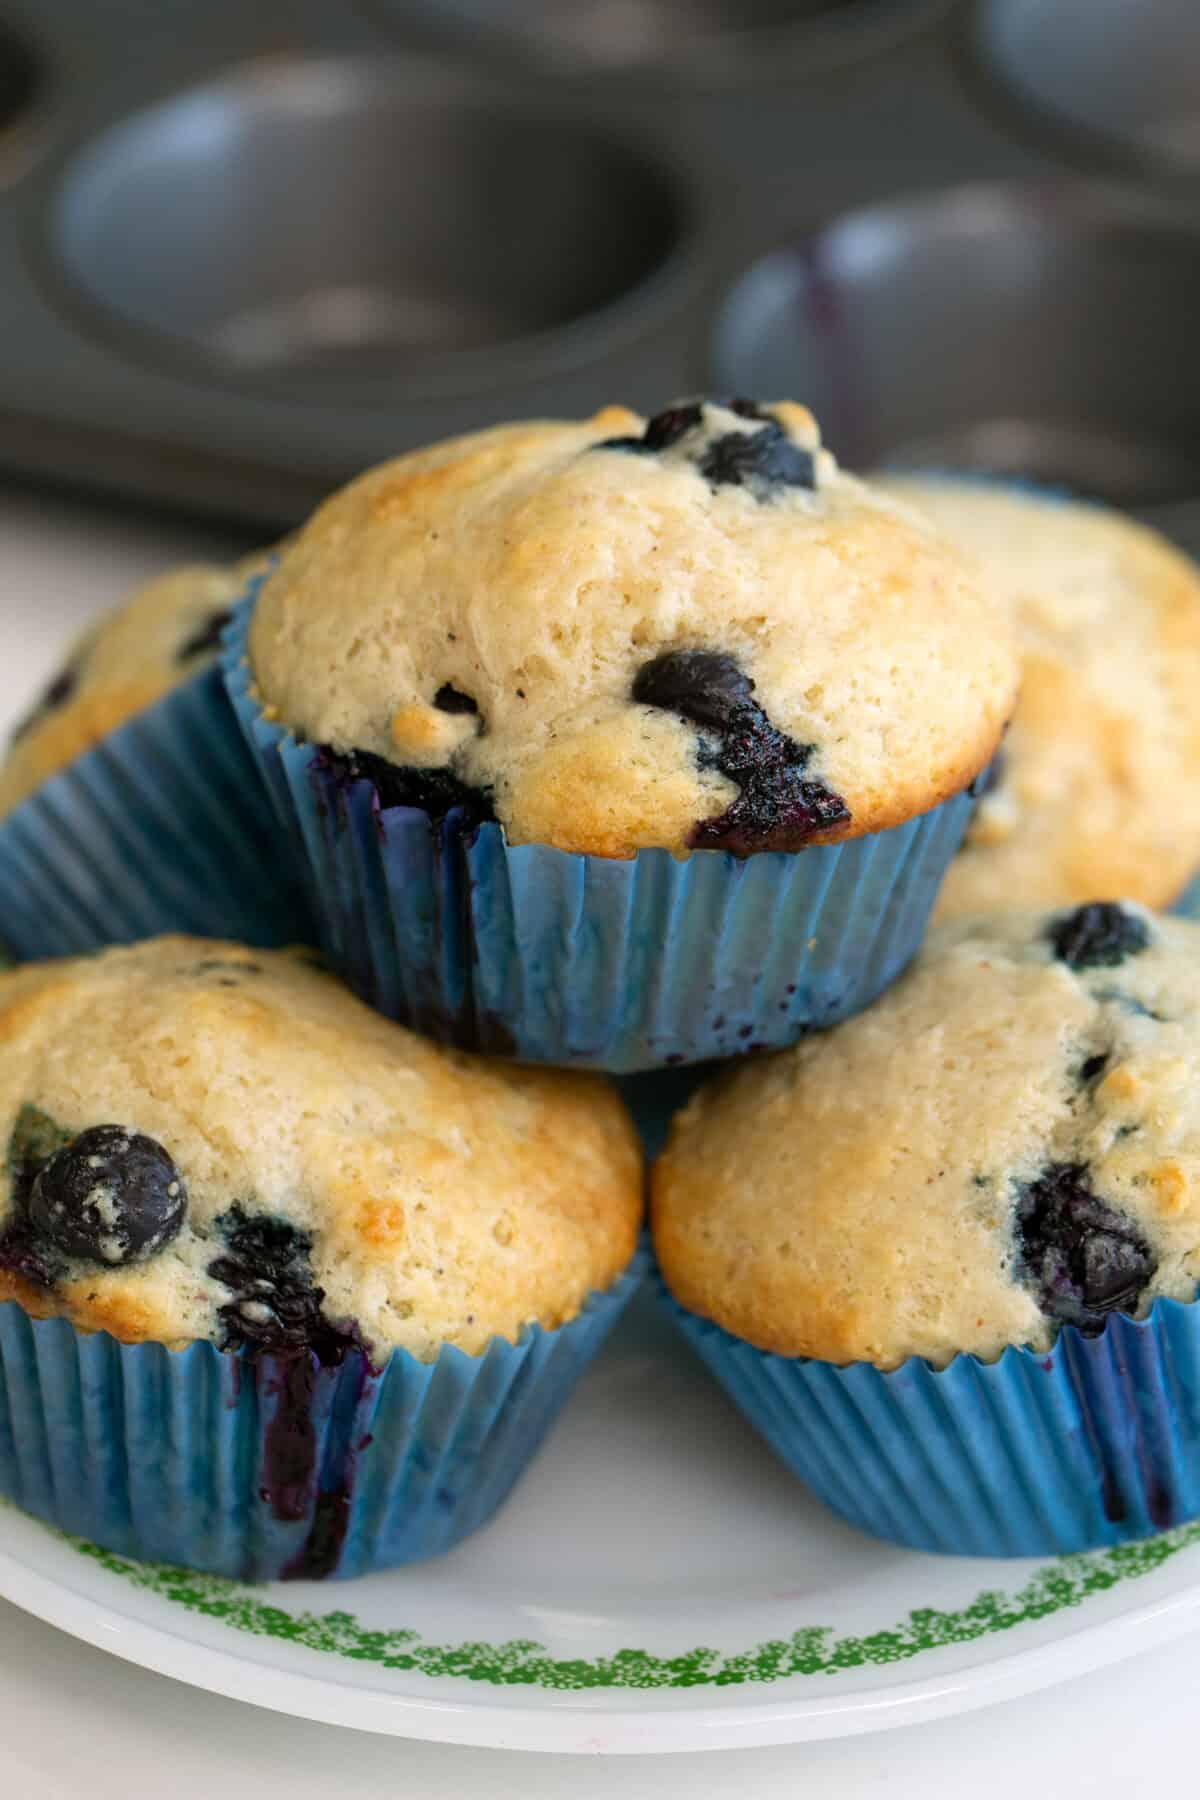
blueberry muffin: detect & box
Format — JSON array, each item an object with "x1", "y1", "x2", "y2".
[
  {"x1": 229, "y1": 402, "x2": 1017, "y2": 1069},
  {"x1": 0, "y1": 937, "x2": 641, "y2": 1353},
  {"x1": 0, "y1": 553, "x2": 269, "y2": 818},
  {"x1": 250, "y1": 402, "x2": 1016, "y2": 859},
  {"x1": 0, "y1": 549, "x2": 312, "y2": 958},
  {"x1": 654, "y1": 903, "x2": 1200, "y2": 1552},
  {"x1": 0, "y1": 938, "x2": 643, "y2": 1577},
  {"x1": 882, "y1": 480, "x2": 1200, "y2": 918}
]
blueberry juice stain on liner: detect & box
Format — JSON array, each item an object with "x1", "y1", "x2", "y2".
[
  {"x1": 258, "y1": 1341, "x2": 380, "y2": 1581},
  {"x1": 208, "y1": 1201, "x2": 380, "y2": 1579}
]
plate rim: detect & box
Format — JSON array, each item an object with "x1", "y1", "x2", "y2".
[{"x1": 3, "y1": 1509, "x2": 1200, "y2": 1753}]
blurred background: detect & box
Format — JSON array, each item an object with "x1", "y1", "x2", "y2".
[{"x1": 0, "y1": 0, "x2": 1198, "y2": 543}]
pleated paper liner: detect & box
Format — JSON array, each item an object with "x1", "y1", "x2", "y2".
[
  {"x1": 225, "y1": 592, "x2": 980, "y2": 1072},
  {"x1": 661, "y1": 1278, "x2": 1200, "y2": 1557},
  {"x1": 0, "y1": 664, "x2": 312, "y2": 959},
  {"x1": 0, "y1": 1246, "x2": 647, "y2": 1583}
]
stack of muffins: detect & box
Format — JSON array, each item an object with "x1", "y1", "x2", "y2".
[{"x1": 3, "y1": 397, "x2": 1200, "y2": 1580}]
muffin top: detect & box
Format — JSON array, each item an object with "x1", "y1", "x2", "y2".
[
  {"x1": 882, "y1": 479, "x2": 1200, "y2": 917},
  {"x1": 654, "y1": 903, "x2": 1200, "y2": 1369},
  {"x1": 0, "y1": 938, "x2": 642, "y2": 1359},
  {"x1": 249, "y1": 402, "x2": 1018, "y2": 859},
  {"x1": 0, "y1": 552, "x2": 268, "y2": 819}
]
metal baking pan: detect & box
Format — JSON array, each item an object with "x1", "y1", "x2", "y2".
[{"x1": 0, "y1": 0, "x2": 1197, "y2": 533}]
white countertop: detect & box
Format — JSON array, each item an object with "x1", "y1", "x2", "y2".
[{"x1": 0, "y1": 483, "x2": 1191, "y2": 1797}]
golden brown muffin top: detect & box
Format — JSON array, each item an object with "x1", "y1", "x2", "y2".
[
  {"x1": 250, "y1": 403, "x2": 1017, "y2": 859},
  {"x1": 0, "y1": 938, "x2": 643, "y2": 1358},
  {"x1": 884, "y1": 480, "x2": 1200, "y2": 917},
  {"x1": 654, "y1": 904, "x2": 1200, "y2": 1369},
  {"x1": 0, "y1": 552, "x2": 271, "y2": 818}
]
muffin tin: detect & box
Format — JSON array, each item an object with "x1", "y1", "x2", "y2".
[
  {"x1": 1, "y1": 0, "x2": 1198, "y2": 534},
  {"x1": 977, "y1": 0, "x2": 1200, "y2": 181}
]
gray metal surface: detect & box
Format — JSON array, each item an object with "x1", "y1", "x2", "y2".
[
  {"x1": 0, "y1": 0, "x2": 1195, "y2": 529},
  {"x1": 979, "y1": 0, "x2": 1200, "y2": 179},
  {"x1": 54, "y1": 59, "x2": 683, "y2": 379},
  {"x1": 714, "y1": 182, "x2": 1200, "y2": 506},
  {"x1": 373, "y1": 0, "x2": 945, "y2": 77}
]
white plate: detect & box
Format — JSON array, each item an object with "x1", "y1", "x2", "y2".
[{"x1": 1, "y1": 1288, "x2": 1199, "y2": 1755}]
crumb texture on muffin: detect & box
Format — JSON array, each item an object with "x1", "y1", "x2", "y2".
[
  {"x1": 0, "y1": 939, "x2": 642, "y2": 1358},
  {"x1": 653, "y1": 903, "x2": 1200, "y2": 1368},
  {"x1": 0, "y1": 550, "x2": 272, "y2": 819},
  {"x1": 249, "y1": 403, "x2": 1017, "y2": 858},
  {"x1": 883, "y1": 479, "x2": 1200, "y2": 917}
]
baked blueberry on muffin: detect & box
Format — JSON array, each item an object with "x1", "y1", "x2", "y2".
[
  {"x1": 230, "y1": 402, "x2": 1018, "y2": 1068},
  {"x1": 0, "y1": 938, "x2": 643, "y2": 1578},
  {"x1": 882, "y1": 479, "x2": 1200, "y2": 918},
  {"x1": 0, "y1": 551, "x2": 313, "y2": 958},
  {"x1": 0, "y1": 555, "x2": 268, "y2": 818},
  {"x1": 251, "y1": 402, "x2": 1014, "y2": 860},
  {"x1": 654, "y1": 903, "x2": 1200, "y2": 1553}
]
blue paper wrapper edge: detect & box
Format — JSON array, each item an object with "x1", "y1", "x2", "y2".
[
  {"x1": 0, "y1": 661, "x2": 312, "y2": 958},
  {"x1": 659, "y1": 1276, "x2": 1200, "y2": 1556},
  {"x1": 0, "y1": 1245, "x2": 648, "y2": 1583},
  {"x1": 224, "y1": 590, "x2": 979, "y2": 1071}
]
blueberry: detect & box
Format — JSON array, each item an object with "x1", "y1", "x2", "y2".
[
  {"x1": 698, "y1": 425, "x2": 816, "y2": 495},
  {"x1": 27, "y1": 1125, "x2": 187, "y2": 1266},
  {"x1": 632, "y1": 650, "x2": 754, "y2": 734},
  {"x1": 1015, "y1": 1161, "x2": 1156, "y2": 1334},
  {"x1": 633, "y1": 648, "x2": 850, "y2": 853},
  {"x1": 1048, "y1": 903, "x2": 1151, "y2": 972},
  {"x1": 693, "y1": 723, "x2": 849, "y2": 854},
  {"x1": 598, "y1": 402, "x2": 704, "y2": 456},
  {"x1": 313, "y1": 746, "x2": 496, "y2": 829},
  {"x1": 433, "y1": 683, "x2": 479, "y2": 716},
  {"x1": 1078, "y1": 1052, "x2": 1110, "y2": 1085},
  {"x1": 176, "y1": 608, "x2": 233, "y2": 664},
  {"x1": 209, "y1": 1203, "x2": 360, "y2": 1366},
  {"x1": 596, "y1": 400, "x2": 815, "y2": 497}
]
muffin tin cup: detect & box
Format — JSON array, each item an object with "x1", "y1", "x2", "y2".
[
  {"x1": 0, "y1": 1245, "x2": 647, "y2": 1583},
  {"x1": 717, "y1": 184, "x2": 1200, "y2": 511},
  {"x1": 660, "y1": 1280, "x2": 1200, "y2": 1557},
  {"x1": 0, "y1": 663, "x2": 313, "y2": 960},
  {"x1": 52, "y1": 55, "x2": 686, "y2": 390},
  {"x1": 372, "y1": 0, "x2": 943, "y2": 81},
  {"x1": 224, "y1": 591, "x2": 980, "y2": 1072},
  {"x1": 977, "y1": 0, "x2": 1200, "y2": 181}
]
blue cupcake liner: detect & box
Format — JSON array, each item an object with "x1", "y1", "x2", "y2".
[
  {"x1": 660, "y1": 1279, "x2": 1200, "y2": 1557},
  {"x1": 0, "y1": 1246, "x2": 646, "y2": 1582},
  {"x1": 225, "y1": 592, "x2": 980, "y2": 1071},
  {"x1": 0, "y1": 663, "x2": 313, "y2": 960}
]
